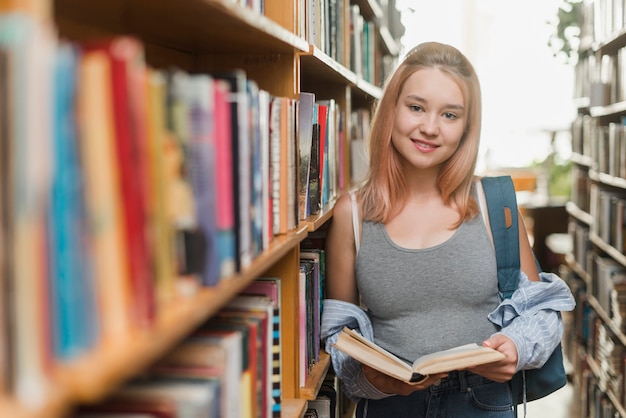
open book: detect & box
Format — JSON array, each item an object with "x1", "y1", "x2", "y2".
[{"x1": 333, "y1": 327, "x2": 506, "y2": 384}]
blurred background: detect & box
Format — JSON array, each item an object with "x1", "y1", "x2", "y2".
[{"x1": 397, "y1": 0, "x2": 577, "y2": 203}]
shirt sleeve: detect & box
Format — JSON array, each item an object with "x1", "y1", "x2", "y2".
[
  {"x1": 487, "y1": 271, "x2": 576, "y2": 371},
  {"x1": 321, "y1": 299, "x2": 393, "y2": 401}
]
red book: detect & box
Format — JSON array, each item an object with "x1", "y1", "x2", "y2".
[{"x1": 213, "y1": 79, "x2": 236, "y2": 277}]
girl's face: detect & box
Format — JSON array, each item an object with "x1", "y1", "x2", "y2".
[{"x1": 391, "y1": 68, "x2": 467, "y2": 172}]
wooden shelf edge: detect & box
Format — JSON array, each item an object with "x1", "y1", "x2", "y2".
[
  {"x1": 212, "y1": 0, "x2": 309, "y2": 52},
  {"x1": 301, "y1": 201, "x2": 335, "y2": 231},
  {"x1": 299, "y1": 351, "x2": 331, "y2": 400},
  {"x1": 281, "y1": 397, "x2": 307, "y2": 418}
]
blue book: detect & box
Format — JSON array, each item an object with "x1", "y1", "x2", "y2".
[{"x1": 49, "y1": 42, "x2": 98, "y2": 359}]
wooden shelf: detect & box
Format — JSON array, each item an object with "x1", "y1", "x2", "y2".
[
  {"x1": 301, "y1": 202, "x2": 335, "y2": 232},
  {"x1": 281, "y1": 397, "x2": 307, "y2": 418},
  {"x1": 54, "y1": 0, "x2": 309, "y2": 55},
  {"x1": 299, "y1": 351, "x2": 331, "y2": 400},
  {"x1": 565, "y1": 201, "x2": 593, "y2": 225}
]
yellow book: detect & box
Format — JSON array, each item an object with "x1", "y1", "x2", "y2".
[{"x1": 145, "y1": 69, "x2": 176, "y2": 308}]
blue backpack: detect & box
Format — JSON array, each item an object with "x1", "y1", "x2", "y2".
[{"x1": 481, "y1": 176, "x2": 567, "y2": 404}]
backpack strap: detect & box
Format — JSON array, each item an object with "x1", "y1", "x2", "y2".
[{"x1": 480, "y1": 176, "x2": 520, "y2": 300}]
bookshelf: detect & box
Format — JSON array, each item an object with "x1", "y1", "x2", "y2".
[
  {"x1": 0, "y1": 0, "x2": 404, "y2": 417},
  {"x1": 567, "y1": 1, "x2": 626, "y2": 415}
]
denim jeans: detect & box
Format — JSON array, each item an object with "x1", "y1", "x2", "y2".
[{"x1": 356, "y1": 371, "x2": 514, "y2": 418}]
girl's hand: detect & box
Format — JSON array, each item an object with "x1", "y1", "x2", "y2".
[
  {"x1": 469, "y1": 334, "x2": 518, "y2": 382},
  {"x1": 362, "y1": 364, "x2": 448, "y2": 396}
]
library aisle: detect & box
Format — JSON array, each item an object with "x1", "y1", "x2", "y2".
[{"x1": 517, "y1": 383, "x2": 577, "y2": 418}]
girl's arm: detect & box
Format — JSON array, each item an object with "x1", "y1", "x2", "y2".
[
  {"x1": 518, "y1": 210, "x2": 540, "y2": 282},
  {"x1": 325, "y1": 193, "x2": 360, "y2": 304}
]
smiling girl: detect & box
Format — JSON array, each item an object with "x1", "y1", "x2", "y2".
[{"x1": 320, "y1": 42, "x2": 575, "y2": 417}]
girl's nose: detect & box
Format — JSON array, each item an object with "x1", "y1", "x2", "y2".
[{"x1": 419, "y1": 115, "x2": 439, "y2": 136}]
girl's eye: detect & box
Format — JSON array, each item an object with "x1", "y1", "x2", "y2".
[
  {"x1": 443, "y1": 112, "x2": 458, "y2": 119},
  {"x1": 409, "y1": 104, "x2": 423, "y2": 112}
]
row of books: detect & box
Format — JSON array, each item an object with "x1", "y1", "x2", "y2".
[
  {"x1": 299, "y1": 246, "x2": 326, "y2": 387},
  {"x1": 579, "y1": 311, "x2": 626, "y2": 415},
  {"x1": 72, "y1": 278, "x2": 282, "y2": 418},
  {"x1": 302, "y1": 1, "x2": 400, "y2": 86},
  {"x1": 562, "y1": 268, "x2": 625, "y2": 415},
  {"x1": 571, "y1": 114, "x2": 626, "y2": 181},
  {"x1": 297, "y1": 93, "x2": 344, "y2": 221},
  {"x1": 571, "y1": 164, "x2": 592, "y2": 214},
  {"x1": 591, "y1": 0, "x2": 626, "y2": 48},
  {"x1": 590, "y1": 184, "x2": 626, "y2": 254},
  {"x1": 570, "y1": 220, "x2": 593, "y2": 275},
  {"x1": 575, "y1": 0, "x2": 626, "y2": 102},
  {"x1": 0, "y1": 11, "x2": 347, "y2": 401}
]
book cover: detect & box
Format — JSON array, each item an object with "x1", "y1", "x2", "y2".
[
  {"x1": 206, "y1": 316, "x2": 257, "y2": 418},
  {"x1": 247, "y1": 80, "x2": 264, "y2": 260},
  {"x1": 300, "y1": 251, "x2": 321, "y2": 364},
  {"x1": 0, "y1": 14, "x2": 56, "y2": 398},
  {"x1": 213, "y1": 79, "x2": 236, "y2": 278},
  {"x1": 297, "y1": 92, "x2": 315, "y2": 220},
  {"x1": 309, "y1": 106, "x2": 321, "y2": 216},
  {"x1": 258, "y1": 89, "x2": 272, "y2": 251},
  {"x1": 0, "y1": 38, "x2": 9, "y2": 393},
  {"x1": 315, "y1": 102, "x2": 328, "y2": 211},
  {"x1": 333, "y1": 327, "x2": 505, "y2": 383},
  {"x1": 215, "y1": 70, "x2": 252, "y2": 271},
  {"x1": 269, "y1": 96, "x2": 290, "y2": 235},
  {"x1": 186, "y1": 74, "x2": 220, "y2": 287},
  {"x1": 164, "y1": 70, "x2": 202, "y2": 294},
  {"x1": 48, "y1": 42, "x2": 98, "y2": 361},
  {"x1": 223, "y1": 295, "x2": 274, "y2": 417},
  {"x1": 145, "y1": 70, "x2": 176, "y2": 307}
]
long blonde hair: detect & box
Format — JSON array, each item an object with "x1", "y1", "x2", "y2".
[{"x1": 359, "y1": 41, "x2": 482, "y2": 225}]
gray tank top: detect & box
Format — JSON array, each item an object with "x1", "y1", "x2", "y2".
[{"x1": 355, "y1": 197, "x2": 500, "y2": 363}]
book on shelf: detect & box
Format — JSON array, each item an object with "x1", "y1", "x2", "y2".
[
  {"x1": 213, "y1": 79, "x2": 236, "y2": 278},
  {"x1": 300, "y1": 250, "x2": 324, "y2": 365},
  {"x1": 165, "y1": 70, "x2": 204, "y2": 293},
  {"x1": 0, "y1": 31, "x2": 9, "y2": 394},
  {"x1": 215, "y1": 70, "x2": 253, "y2": 271},
  {"x1": 269, "y1": 96, "x2": 287, "y2": 235},
  {"x1": 78, "y1": 45, "x2": 132, "y2": 340},
  {"x1": 156, "y1": 327, "x2": 242, "y2": 418},
  {"x1": 333, "y1": 327, "x2": 505, "y2": 383},
  {"x1": 248, "y1": 83, "x2": 271, "y2": 258},
  {"x1": 145, "y1": 70, "x2": 177, "y2": 306},
  {"x1": 298, "y1": 92, "x2": 315, "y2": 220},
  {"x1": 49, "y1": 42, "x2": 98, "y2": 361},
  {"x1": 207, "y1": 315, "x2": 259, "y2": 418},
  {"x1": 1, "y1": 13, "x2": 57, "y2": 398},
  {"x1": 111, "y1": 376, "x2": 220, "y2": 417},
  {"x1": 243, "y1": 278, "x2": 282, "y2": 418},
  {"x1": 82, "y1": 36, "x2": 156, "y2": 326},
  {"x1": 299, "y1": 259, "x2": 321, "y2": 387},
  {"x1": 185, "y1": 74, "x2": 220, "y2": 287}
]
